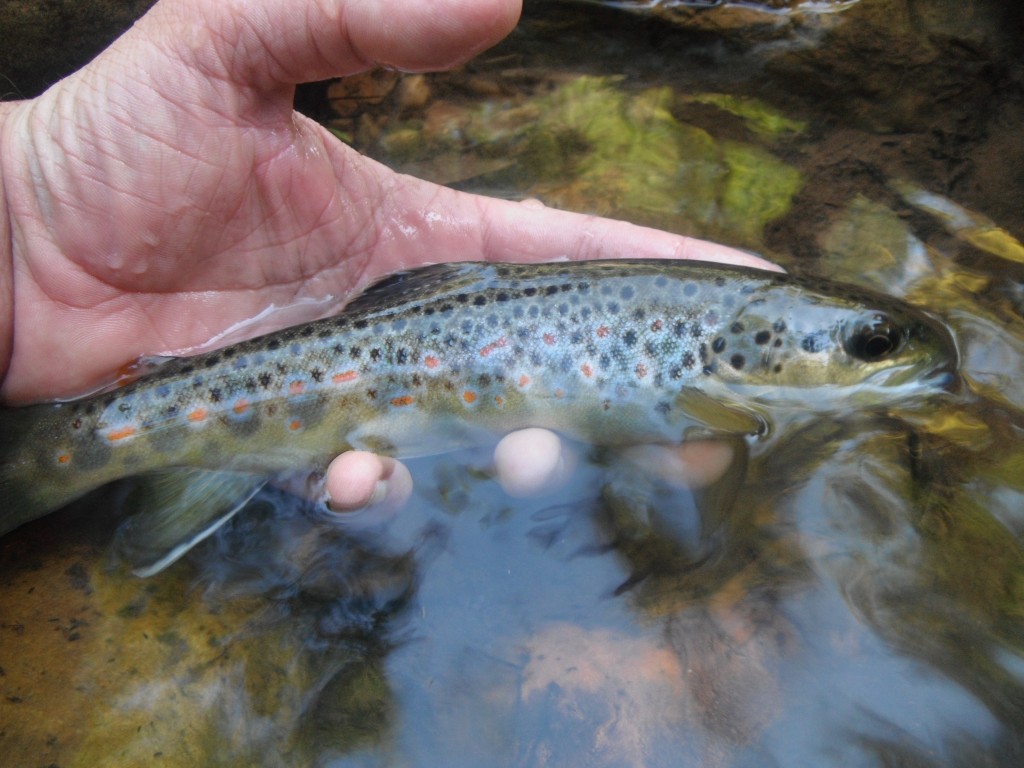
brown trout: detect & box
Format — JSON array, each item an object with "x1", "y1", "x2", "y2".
[{"x1": 0, "y1": 260, "x2": 957, "y2": 573}]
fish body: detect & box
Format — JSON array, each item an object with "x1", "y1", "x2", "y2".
[{"x1": 0, "y1": 260, "x2": 957, "y2": 572}]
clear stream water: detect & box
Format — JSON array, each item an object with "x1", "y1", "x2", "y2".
[{"x1": 2, "y1": 1, "x2": 1023, "y2": 766}]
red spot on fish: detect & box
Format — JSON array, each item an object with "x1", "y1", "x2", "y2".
[
  {"x1": 518, "y1": 375, "x2": 531, "y2": 388},
  {"x1": 463, "y1": 390, "x2": 477, "y2": 404},
  {"x1": 581, "y1": 363, "x2": 593, "y2": 378},
  {"x1": 635, "y1": 363, "x2": 648, "y2": 379},
  {"x1": 107, "y1": 426, "x2": 137, "y2": 441},
  {"x1": 289, "y1": 419, "x2": 302, "y2": 431},
  {"x1": 391, "y1": 395, "x2": 415, "y2": 407},
  {"x1": 424, "y1": 355, "x2": 440, "y2": 369},
  {"x1": 479, "y1": 337, "x2": 507, "y2": 357},
  {"x1": 495, "y1": 396, "x2": 504, "y2": 406},
  {"x1": 332, "y1": 370, "x2": 358, "y2": 384},
  {"x1": 651, "y1": 319, "x2": 663, "y2": 332},
  {"x1": 543, "y1": 333, "x2": 556, "y2": 345},
  {"x1": 233, "y1": 398, "x2": 250, "y2": 415},
  {"x1": 289, "y1": 381, "x2": 305, "y2": 396},
  {"x1": 188, "y1": 408, "x2": 208, "y2": 423},
  {"x1": 57, "y1": 454, "x2": 71, "y2": 465},
  {"x1": 596, "y1": 326, "x2": 610, "y2": 338}
]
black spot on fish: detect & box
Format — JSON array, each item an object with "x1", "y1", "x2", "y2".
[
  {"x1": 607, "y1": 302, "x2": 620, "y2": 315},
  {"x1": 600, "y1": 353, "x2": 611, "y2": 370},
  {"x1": 456, "y1": 293, "x2": 469, "y2": 303},
  {"x1": 712, "y1": 337, "x2": 726, "y2": 354},
  {"x1": 644, "y1": 342, "x2": 657, "y2": 356},
  {"x1": 691, "y1": 325, "x2": 702, "y2": 339},
  {"x1": 210, "y1": 388, "x2": 223, "y2": 403},
  {"x1": 633, "y1": 308, "x2": 645, "y2": 321},
  {"x1": 682, "y1": 352, "x2": 696, "y2": 369},
  {"x1": 318, "y1": 329, "x2": 333, "y2": 339},
  {"x1": 267, "y1": 339, "x2": 281, "y2": 350},
  {"x1": 258, "y1": 373, "x2": 273, "y2": 389},
  {"x1": 311, "y1": 368, "x2": 325, "y2": 383},
  {"x1": 275, "y1": 363, "x2": 287, "y2": 375},
  {"x1": 84, "y1": 403, "x2": 95, "y2": 415},
  {"x1": 623, "y1": 330, "x2": 638, "y2": 347},
  {"x1": 411, "y1": 373, "x2": 423, "y2": 386},
  {"x1": 440, "y1": 304, "x2": 453, "y2": 313},
  {"x1": 545, "y1": 286, "x2": 559, "y2": 296},
  {"x1": 300, "y1": 326, "x2": 315, "y2": 337},
  {"x1": 424, "y1": 307, "x2": 436, "y2": 316},
  {"x1": 179, "y1": 365, "x2": 195, "y2": 376},
  {"x1": 577, "y1": 282, "x2": 590, "y2": 292},
  {"x1": 674, "y1": 322, "x2": 688, "y2": 337},
  {"x1": 703, "y1": 365, "x2": 714, "y2": 375},
  {"x1": 755, "y1": 330, "x2": 771, "y2": 345},
  {"x1": 204, "y1": 355, "x2": 221, "y2": 368},
  {"x1": 730, "y1": 354, "x2": 745, "y2": 370},
  {"x1": 621, "y1": 285, "x2": 635, "y2": 300},
  {"x1": 353, "y1": 319, "x2": 368, "y2": 330},
  {"x1": 118, "y1": 401, "x2": 132, "y2": 414},
  {"x1": 714, "y1": 276, "x2": 726, "y2": 287},
  {"x1": 774, "y1": 363, "x2": 783, "y2": 373},
  {"x1": 561, "y1": 284, "x2": 572, "y2": 292},
  {"x1": 773, "y1": 338, "x2": 783, "y2": 348},
  {"x1": 496, "y1": 292, "x2": 510, "y2": 302},
  {"x1": 773, "y1": 320, "x2": 787, "y2": 333},
  {"x1": 350, "y1": 346, "x2": 362, "y2": 359},
  {"x1": 670, "y1": 365, "x2": 683, "y2": 379},
  {"x1": 801, "y1": 334, "x2": 826, "y2": 353},
  {"x1": 699, "y1": 343, "x2": 708, "y2": 364},
  {"x1": 370, "y1": 348, "x2": 382, "y2": 362},
  {"x1": 396, "y1": 349, "x2": 408, "y2": 365},
  {"x1": 524, "y1": 287, "x2": 537, "y2": 297},
  {"x1": 472, "y1": 295, "x2": 487, "y2": 307},
  {"x1": 730, "y1": 322, "x2": 744, "y2": 334},
  {"x1": 367, "y1": 389, "x2": 377, "y2": 400}
]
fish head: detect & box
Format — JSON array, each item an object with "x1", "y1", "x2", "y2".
[{"x1": 704, "y1": 283, "x2": 959, "y2": 406}]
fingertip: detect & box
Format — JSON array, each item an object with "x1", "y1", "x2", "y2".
[
  {"x1": 325, "y1": 451, "x2": 413, "y2": 515},
  {"x1": 494, "y1": 428, "x2": 575, "y2": 497},
  {"x1": 622, "y1": 440, "x2": 736, "y2": 489}
]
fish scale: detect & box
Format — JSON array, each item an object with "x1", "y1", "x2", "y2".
[{"x1": 0, "y1": 259, "x2": 957, "y2": 574}]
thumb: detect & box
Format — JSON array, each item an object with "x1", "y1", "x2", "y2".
[{"x1": 136, "y1": 0, "x2": 522, "y2": 89}]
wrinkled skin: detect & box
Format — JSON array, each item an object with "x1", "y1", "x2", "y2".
[{"x1": 0, "y1": 0, "x2": 770, "y2": 508}]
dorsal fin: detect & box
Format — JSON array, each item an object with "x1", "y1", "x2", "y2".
[{"x1": 341, "y1": 262, "x2": 490, "y2": 316}]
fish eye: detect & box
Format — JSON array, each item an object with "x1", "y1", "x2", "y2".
[{"x1": 845, "y1": 314, "x2": 903, "y2": 362}]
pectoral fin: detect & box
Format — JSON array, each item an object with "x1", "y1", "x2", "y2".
[
  {"x1": 673, "y1": 387, "x2": 767, "y2": 437},
  {"x1": 116, "y1": 469, "x2": 266, "y2": 577}
]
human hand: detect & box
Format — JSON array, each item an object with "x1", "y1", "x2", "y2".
[{"x1": 0, "y1": 0, "x2": 774, "y2": 512}]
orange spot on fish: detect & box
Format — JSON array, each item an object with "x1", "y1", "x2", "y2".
[
  {"x1": 596, "y1": 326, "x2": 610, "y2": 338},
  {"x1": 581, "y1": 363, "x2": 593, "y2": 378},
  {"x1": 233, "y1": 398, "x2": 250, "y2": 415},
  {"x1": 463, "y1": 390, "x2": 477, "y2": 404},
  {"x1": 543, "y1": 333, "x2": 556, "y2": 345},
  {"x1": 188, "y1": 408, "x2": 208, "y2": 423},
  {"x1": 518, "y1": 375, "x2": 531, "y2": 388},
  {"x1": 495, "y1": 396, "x2": 504, "y2": 406},
  {"x1": 636, "y1": 362, "x2": 648, "y2": 379},
  {"x1": 424, "y1": 355, "x2": 440, "y2": 369},
  {"x1": 289, "y1": 419, "x2": 302, "y2": 431},
  {"x1": 651, "y1": 319, "x2": 663, "y2": 332},
  {"x1": 289, "y1": 381, "x2": 305, "y2": 396},
  {"x1": 479, "y1": 337, "x2": 507, "y2": 357},
  {"x1": 391, "y1": 395, "x2": 415, "y2": 407},
  {"x1": 332, "y1": 370, "x2": 358, "y2": 384},
  {"x1": 554, "y1": 388, "x2": 565, "y2": 399},
  {"x1": 57, "y1": 454, "x2": 71, "y2": 465},
  {"x1": 106, "y1": 425, "x2": 137, "y2": 442}
]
